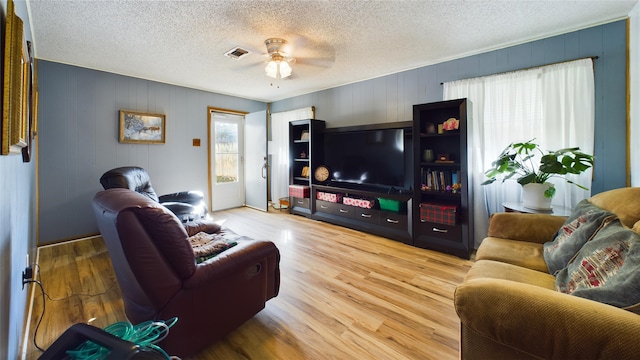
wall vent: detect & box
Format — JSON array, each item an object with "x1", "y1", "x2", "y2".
[{"x1": 224, "y1": 47, "x2": 250, "y2": 59}]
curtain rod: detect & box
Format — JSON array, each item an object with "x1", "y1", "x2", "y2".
[{"x1": 439, "y1": 56, "x2": 599, "y2": 85}]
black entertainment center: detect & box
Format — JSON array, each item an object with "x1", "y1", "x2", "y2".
[{"x1": 288, "y1": 99, "x2": 472, "y2": 259}]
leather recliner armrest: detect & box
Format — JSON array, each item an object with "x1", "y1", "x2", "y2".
[
  {"x1": 162, "y1": 202, "x2": 197, "y2": 218},
  {"x1": 159, "y1": 191, "x2": 205, "y2": 204},
  {"x1": 160, "y1": 191, "x2": 208, "y2": 219},
  {"x1": 183, "y1": 219, "x2": 221, "y2": 236},
  {"x1": 184, "y1": 240, "x2": 280, "y2": 289}
]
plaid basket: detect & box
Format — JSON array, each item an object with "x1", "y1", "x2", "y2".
[
  {"x1": 289, "y1": 185, "x2": 310, "y2": 198},
  {"x1": 420, "y1": 203, "x2": 458, "y2": 226}
]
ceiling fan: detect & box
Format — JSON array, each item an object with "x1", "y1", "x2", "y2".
[
  {"x1": 263, "y1": 38, "x2": 295, "y2": 79},
  {"x1": 228, "y1": 35, "x2": 334, "y2": 81}
]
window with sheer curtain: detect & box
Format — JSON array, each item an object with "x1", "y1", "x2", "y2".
[{"x1": 443, "y1": 58, "x2": 595, "y2": 247}]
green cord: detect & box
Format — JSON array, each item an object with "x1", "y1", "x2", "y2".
[{"x1": 65, "y1": 317, "x2": 178, "y2": 360}]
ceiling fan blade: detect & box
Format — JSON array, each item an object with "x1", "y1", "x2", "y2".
[
  {"x1": 232, "y1": 60, "x2": 266, "y2": 71},
  {"x1": 295, "y1": 56, "x2": 334, "y2": 68}
]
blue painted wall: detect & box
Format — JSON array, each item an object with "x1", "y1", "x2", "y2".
[
  {"x1": 272, "y1": 20, "x2": 628, "y2": 196},
  {"x1": 3, "y1": 16, "x2": 628, "y2": 359},
  {"x1": 0, "y1": 1, "x2": 36, "y2": 358},
  {"x1": 36, "y1": 62, "x2": 267, "y2": 244}
]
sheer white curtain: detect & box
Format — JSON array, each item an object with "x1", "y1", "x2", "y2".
[
  {"x1": 269, "y1": 107, "x2": 315, "y2": 204},
  {"x1": 444, "y1": 58, "x2": 595, "y2": 247}
]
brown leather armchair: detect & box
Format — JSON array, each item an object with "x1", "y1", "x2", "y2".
[
  {"x1": 92, "y1": 188, "x2": 280, "y2": 357},
  {"x1": 99, "y1": 166, "x2": 208, "y2": 221}
]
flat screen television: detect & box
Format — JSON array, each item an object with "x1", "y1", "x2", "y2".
[{"x1": 323, "y1": 126, "x2": 411, "y2": 192}]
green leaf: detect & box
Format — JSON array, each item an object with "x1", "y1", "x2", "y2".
[
  {"x1": 544, "y1": 186, "x2": 556, "y2": 198},
  {"x1": 481, "y1": 139, "x2": 593, "y2": 191},
  {"x1": 517, "y1": 173, "x2": 536, "y2": 185}
]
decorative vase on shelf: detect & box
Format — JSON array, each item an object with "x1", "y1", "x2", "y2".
[
  {"x1": 522, "y1": 183, "x2": 554, "y2": 210},
  {"x1": 423, "y1": 149, "x2": 434, "y2": 163}
]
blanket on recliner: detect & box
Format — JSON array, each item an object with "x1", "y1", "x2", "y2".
[{"x1": 188, "y1": 228, "x2": 249, "y2": 263}]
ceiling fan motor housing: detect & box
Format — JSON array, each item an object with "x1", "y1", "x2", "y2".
[{"x1": 265, "y1": 38, "x2": 287, "y2": 55}]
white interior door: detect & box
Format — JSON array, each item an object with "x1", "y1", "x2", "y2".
[
  {"x1": 210, "y1": 112, "x2": 244, "y2": 211},
  {"x1": 245, "y1": 110, "x2": 268, "y2": 211}
]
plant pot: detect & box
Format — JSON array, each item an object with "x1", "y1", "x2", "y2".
[{"x1": 522, "y1": 183, "x2": 554, "y2": 210}]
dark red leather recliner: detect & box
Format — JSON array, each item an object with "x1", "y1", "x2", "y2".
[
  {"x1": 92, "y1": 188, "x2": 280, "y2": 357},
  {"x1": 99, "y1": 166, "x2": 208, "y2": 221}
]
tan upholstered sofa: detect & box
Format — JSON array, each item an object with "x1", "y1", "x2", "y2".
[{"x1": 454, "y1": 187, "x2": 640, "y2": 359}]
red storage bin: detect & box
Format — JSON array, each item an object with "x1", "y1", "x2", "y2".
[
  {"x1": 343, "y1": 197, "x2": 375, "y2": 209},
  {"x1": 289, "y1": 185, "x2": 310, "y2": 198},
  {"x1": 317, "y1": 191, "x2": 342, "y2": 203},
  {"x1": 420, "y1": 203, "x2": 458, "y2": 226}
]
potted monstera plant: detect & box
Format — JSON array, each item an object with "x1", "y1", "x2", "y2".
[{"x1": 482, "y1": 139, "x2": 595, "y2": 210}]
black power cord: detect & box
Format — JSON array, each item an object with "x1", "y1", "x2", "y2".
[
  {"x1": 24, "y1": 275, "x2": 118, "y2": 353},
  {"x1": 24, "y1": 279, "x2": 46, "y2": 352}
]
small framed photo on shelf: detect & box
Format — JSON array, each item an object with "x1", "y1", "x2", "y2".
[{"x1": 435, "y1": 153, "x2": 454, "y2": 163}]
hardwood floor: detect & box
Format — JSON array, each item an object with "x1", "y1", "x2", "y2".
[{"x1": 24, "y1": 206, "x2": 473, "y2": 359}]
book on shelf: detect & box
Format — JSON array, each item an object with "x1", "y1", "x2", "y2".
[{"x1": 421, "y1": 168, "x2": 461, "y2": 192}]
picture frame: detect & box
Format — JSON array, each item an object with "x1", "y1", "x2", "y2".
[
  {"x1": 22, "y1": 41, "x2": 36, "y2": 162},
  {"x1": 119, "y1": 110, "x2": 166, "y2": 144},
  {"x1": 2, "y1": 0, "x2": 27, "y2": 155}
]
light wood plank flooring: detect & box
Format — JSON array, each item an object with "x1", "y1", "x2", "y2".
[{"x1": 24, "y1": 206, "x2": 473, "y2": 359}]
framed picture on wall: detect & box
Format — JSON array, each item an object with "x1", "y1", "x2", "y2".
[
  {"x1": 2, "y1": 0, "x2": 28, "y2": 155},
  {"x1": 118, "y1": 110, "x2": 166, "y2": 144},
  {"x1": 22, "y1": 41, "x2": 36, "y2": 162}
]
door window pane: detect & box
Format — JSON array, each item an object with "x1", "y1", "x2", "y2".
[{"x1": 215, "y1": 122, "x2": 238, "y2": 183}]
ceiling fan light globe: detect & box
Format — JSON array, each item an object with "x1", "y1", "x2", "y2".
[
  {"x1": 265, "y1": 60, "x2": 292, "y2": 79},
  {"x1": 265, "y1": 61, "x2": 279, "y2": 78},
  {"x1": 279, "y1": 61, "x2": 292, "y2": 78}
]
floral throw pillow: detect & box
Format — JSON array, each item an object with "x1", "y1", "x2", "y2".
[
  {"x1": 544, "y1": 200, "x2": 616, "y2": 274},
  {"x1": 555, "y1": 218, "x2": 640, "y2": 313}
]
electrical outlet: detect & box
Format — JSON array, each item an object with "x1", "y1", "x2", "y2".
[
  {"x1": 23, "y1": 266, "x2": 33, "y2": 280},
  {"x1": 22, "y1": 253, "x2": 33, "y2": 290},
  {"x1": 22, "y1": 266, "x2": 33, "y2": 290}
]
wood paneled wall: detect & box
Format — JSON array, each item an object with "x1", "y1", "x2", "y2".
[
  {"x1": 36, "y1": 20, "x2": 628, "y2": 244},
  {"x1": 0, "y1": 0, "x2": 37, "y2": 359},
  {"x1": 272, "y1": 20, "x2": 629, "y2": 197},
  {"x1": 37, "y1": 63, "x2": 267, "y2": 244}
]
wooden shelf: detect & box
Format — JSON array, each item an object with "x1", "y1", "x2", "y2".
[
  {"x1": 289, "y1": 119, "x2": 326, "y2": 217},
  {"x1": 413, "y1": 98, "x2": 472, "y2": 259}
]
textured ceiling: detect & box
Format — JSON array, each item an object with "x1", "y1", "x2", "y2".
[{"x1": 27, "y1": 0, "x2": 637, "y2": 103}]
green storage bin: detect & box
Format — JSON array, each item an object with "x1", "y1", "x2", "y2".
[{"x1": 378, "y1": 198, "x2": 401, "y2": 212}]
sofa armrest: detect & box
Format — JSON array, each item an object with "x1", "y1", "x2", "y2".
[
  {"x1": 487, "y1": 212, "x2": 567, "y2": 244},
  {"x1": 455, "y1": 278, "x2": 640, "y2": 359}
]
